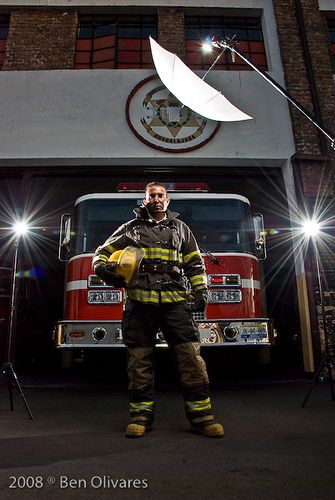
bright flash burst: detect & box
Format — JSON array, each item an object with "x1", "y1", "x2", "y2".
[
  {"x1": 301, "y1": 219, "x2": 320, "y2": 239},
  {"x1": 12, "y1": 220, "x2": 29, "y2": 236}
]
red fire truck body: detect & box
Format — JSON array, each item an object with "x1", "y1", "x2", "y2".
[{"x1": 56, "y1": 190, "x2": 273, "y2": 348}]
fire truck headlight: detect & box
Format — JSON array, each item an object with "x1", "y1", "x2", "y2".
[
  {"x1": 208, "y1": 274, "x2": 240, "y2": 287},
  {"x1": 92, "y1": 327, "x2": 107, "y2": 342},
  {"x1": 208, "y1": 289, "x2": 242, "y2": 303},
  {"x1": 223, "y1": 326, "x2": 238, "y2": 341},
  {"x1": 87, "y1": 291, "x2": 121, "y2": 304}
]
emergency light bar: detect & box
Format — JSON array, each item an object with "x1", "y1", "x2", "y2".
[{"x1": 116, "y1": 183, "x2": 209, "y2": 192}]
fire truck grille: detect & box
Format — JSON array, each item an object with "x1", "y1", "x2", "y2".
[{"x1": 192, "y1": 311, "x2": 205, "y2": 321}]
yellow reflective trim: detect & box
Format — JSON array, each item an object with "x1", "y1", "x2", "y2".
[
  {"x1": 130, "y1": 401, "x2": 154, "y2": 408},
  {"x1": 189, "y1": 274, "x2": 207, "y2": 286},
  {"x1": 160, "y1": 291, "x2": 188, "y2": 303},
  {"x1": 183, "y1": 250, "x2": 200, "y2": 263},
  {"x1": 185, "y1": 398, "x2": 212, "y2": 412},
  {"x1": 127, "y1": 289, "x2": 160, "y2": 304},
  {"x1": 142, "y1": 248, "x2": 182, "y2": 262},
  {"x1": 127, "y1": 289, "x2": 188, "y2": 304},
  {"x1": 106, "y1": 244, "x2": 117, "y2": 253},
  {"x1": 93, "y1": 254, "x2": 108, "y2": 264}
]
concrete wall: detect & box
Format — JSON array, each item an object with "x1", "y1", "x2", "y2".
[
  {"x1": 0, "y1": 68, "x2": 295, "y2": 166},
  {"x1": 319, "y1": 0, "x2": 335, "y2": 11}
]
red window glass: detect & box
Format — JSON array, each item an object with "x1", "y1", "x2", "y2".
[
  {"x1": 93, "y1": 35, "x2": 115, "y2": 51},
  {"x1": 328, "y1": 19, "x2": 335, "y2": 71},
  {"x1": 93, "y1": 48, "x2": 115, "y2": 64},
  {"x1": 0, "y1": 16, "x2": 9, "y2": 70},
  {"x1": 118, "y1": 39, "x2": 141, "y2": 50},
  {"x1": 75, "y1": 15, "x2": 156, "y2": 70}
]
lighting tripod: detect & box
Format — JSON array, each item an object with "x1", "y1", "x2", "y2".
[
  {"x1": 0, "y1": 234, "x2": 33, "y2": 419},
  {"x1": 301, "y1": 238, "x2": 335, "y2": 407}
]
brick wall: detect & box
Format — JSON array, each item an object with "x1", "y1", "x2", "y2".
[
  {"x1": 273, "y1": 0, "x2": 335, "y2": 158},
  {"x1": 3, "y1": 10, "x2": 78, "y2": 70},
  {"x1": 158, "y1": 9, "x2": 185, "y2": 59}
]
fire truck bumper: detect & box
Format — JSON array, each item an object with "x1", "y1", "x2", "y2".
[
  {"x1": 55, "y1": 318, "x2": 275, "y2": 348},
  {"x1": 197, "y1": 318, "x2": 275, "y2": 346},
  {"x1": 55, "y1": 321, "x2": 124, "y2": 348}
]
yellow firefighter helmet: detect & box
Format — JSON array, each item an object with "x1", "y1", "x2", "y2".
[{"x1": 108, "y1": 246, "x2": 144, "y2": 284}]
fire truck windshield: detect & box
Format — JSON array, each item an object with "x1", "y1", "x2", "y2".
[{"x1": 72, "y1": 197, "x2": 256, "y2": 255}]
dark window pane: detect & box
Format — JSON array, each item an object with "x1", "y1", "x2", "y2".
[
  {"x1": 78, "y1": 24, "x2": 94, "y2": 39},
  {"x1": 95, "y1": 23, "x2": 116, "y2": 37},
  {"x1": 118, "y1": 25, "x2": 141, "y2": 38}
]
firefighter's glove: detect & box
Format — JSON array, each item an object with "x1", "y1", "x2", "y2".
[
  {"x1": 94, "y1": 262, "x2": 125, "y2": 288},
  {"x1": 191, "y1": 289, "x2": 208, "y2": 313}
]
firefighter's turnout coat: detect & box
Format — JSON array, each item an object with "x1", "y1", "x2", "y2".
[{"x1": 93, "y1": 205, "x2": 207, "y2": 302}]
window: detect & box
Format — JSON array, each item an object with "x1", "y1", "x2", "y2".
[
  {"x1": 0, "y1": 16, "x2": 9, "y2": 70},
  {"x1": 185, "y1": 16, "x2": 267, "y2": 71},
  {"x1": 73, "y1": 198, "x2": 255, "y2": 254},
  {"x1": 328, "y1": 19, "x2": 335, "y2": 71},
  {"x1": 75, "y1": 15, "x2": 157, "y2": 69}
]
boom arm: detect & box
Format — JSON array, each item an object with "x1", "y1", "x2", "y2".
[{"x1": 208, "y1": 37, "x2": 335, "y2": 151}]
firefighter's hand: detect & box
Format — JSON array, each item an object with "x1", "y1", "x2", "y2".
[
  {"x1": 191, "y1": 289, "x2": 208, "y2": 313},
  {"x1": 94, "y1": 262, "x2": 125, "y2": 288}
]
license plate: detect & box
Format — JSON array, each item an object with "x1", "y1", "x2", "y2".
[{"x1": 240, "y1": 323, "x2": 267, "y2": 339}]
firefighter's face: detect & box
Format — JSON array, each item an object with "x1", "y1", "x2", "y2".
[{"x1": 143, "y1": 186, "x2": 170, "y2": 218}]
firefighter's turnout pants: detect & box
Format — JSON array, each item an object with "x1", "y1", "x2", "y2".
[{"x1": 123, "y1": 299, "x2": 214, "y2": 427}]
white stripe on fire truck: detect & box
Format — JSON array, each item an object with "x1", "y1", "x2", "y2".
[
  {"x1": 241, "y1": 279, "x2": 261, "y2": 290},
  {"x1": 66, "y1": 280, "x2": 87, "y2": 292},
  {"x1": 65, "y1": 279, "x2": 260, "y2": 292}
]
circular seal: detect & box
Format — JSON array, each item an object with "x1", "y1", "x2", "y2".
[{"x1": 126, "y1": 75, "x2": 220, "y2": 153}]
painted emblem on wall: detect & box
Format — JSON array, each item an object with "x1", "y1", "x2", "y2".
[{"x1": 126, "y1": 75, "x2": 220, "y2": 153}]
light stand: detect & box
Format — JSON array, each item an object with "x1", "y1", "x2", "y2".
[
  {"x1": 204, "y1": 37, "x2": 335, "y2": 151},
  {"x1": 0, "y1": 228, "x2": 34, "y2": 419},
  {"x1": 301, "y1": 231, "x2": 335, "y2": 407}
]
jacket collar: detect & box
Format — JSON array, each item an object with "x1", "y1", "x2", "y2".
[{"x1": 133, "y1": 206, "x2": 180, "y2": 222}]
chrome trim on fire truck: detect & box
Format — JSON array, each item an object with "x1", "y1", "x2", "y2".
[
  {"x1": 241, "y1": 279, "x2": 261, "y2": 290},
  {"x1": 68, "y1": 253, "x2": 94, "y2": 263},
  {"x1": 66, "y1": 280, "x2": 87, "y2": 292},
  {"x1": 75, "y1": 193, "x2": 251, "y2": 206}
]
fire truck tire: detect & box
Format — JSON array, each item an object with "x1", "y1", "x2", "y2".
[
  {"x1": 59, "y1": 350, "x2": 75, "y2": 369},
  {"x1": 257, "y1": 347, "x2": 271, "y2": 365}
]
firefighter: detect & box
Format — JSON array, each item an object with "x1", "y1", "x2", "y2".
[{"x1": 93, "y1": 182, "x2": 224, "y2": 438}]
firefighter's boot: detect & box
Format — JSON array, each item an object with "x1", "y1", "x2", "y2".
[
  {"x1": 125, "y1": 421, "x2": 151, "y2": 438},
  {"x1": 191, "y1": 421, "x2": 224, "y2": 438}
]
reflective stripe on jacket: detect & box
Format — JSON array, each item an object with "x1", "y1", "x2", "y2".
[{"x1": 93, "y1": 206, "x2": 207, "y2": 304}]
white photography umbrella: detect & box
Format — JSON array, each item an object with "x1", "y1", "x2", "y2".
[{"x1": 149, "y1": 36, "x2": 252, "y2": 123}]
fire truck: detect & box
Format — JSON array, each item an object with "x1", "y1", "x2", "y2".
[{"x1": 56, "y1": 184, "x2": 274, "y2": 349}]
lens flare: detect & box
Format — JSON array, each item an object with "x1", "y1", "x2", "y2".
[
  {"x1": 202, "y1": 42, "x2": 213, "y2": 53},
  {"x1": 12, "y1": 221, "x2": 29, "y2": 236}
]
